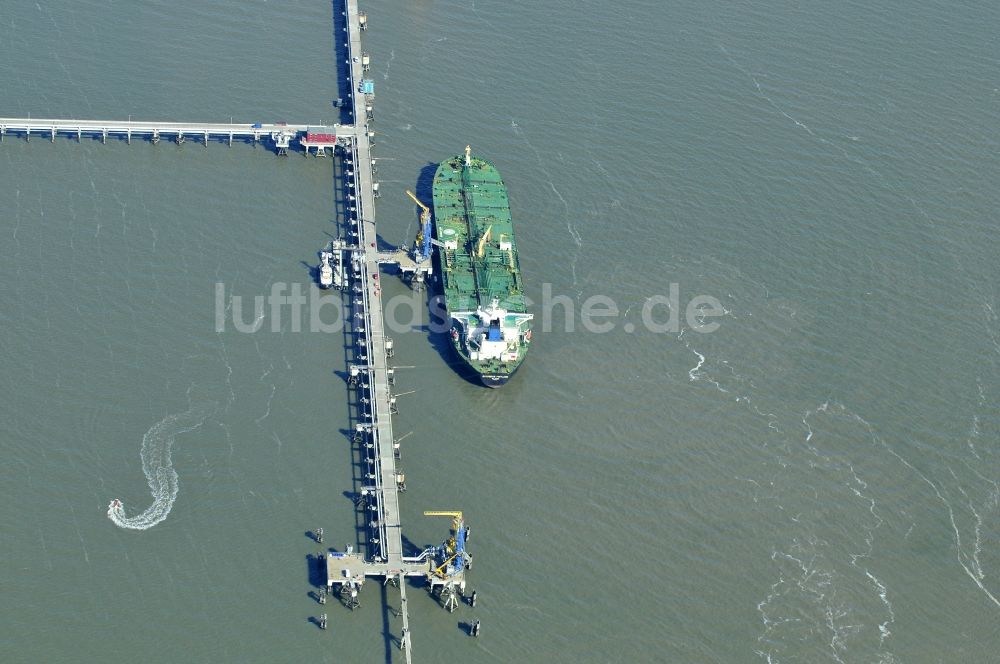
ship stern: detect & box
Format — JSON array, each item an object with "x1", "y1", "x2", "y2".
[{"x1": 480, "y1": 373, "x2": 510, "y2": 388}]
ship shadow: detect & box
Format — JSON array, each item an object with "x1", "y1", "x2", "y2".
[
  {"x1": 414, "y1": 161, "x2": 437, "y2": 202},
  {"x1": 300, "y1": 260, "x2": 321, "y2": 285},
  {"x1": 422, "y1": 314, "x2": 483, "y2": 388},
  {"x1": 410, "y1": 161, "x2": 483, "y2": 386}
]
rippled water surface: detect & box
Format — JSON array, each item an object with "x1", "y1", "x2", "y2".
[{"x1": 1, "y1": 1, "x2": 998, "y2": 662}]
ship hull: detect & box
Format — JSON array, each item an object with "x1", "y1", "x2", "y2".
[
  {"x1": 433, "y1": 150, "x2": 532, "y2": 387},
  {"x1": 481, "y1": 374, "x2": 508, "y2": 388}
]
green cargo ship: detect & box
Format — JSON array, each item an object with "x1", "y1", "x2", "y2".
[{"x1": 432, "y1": 146, "x2": 533, "y2": 387}]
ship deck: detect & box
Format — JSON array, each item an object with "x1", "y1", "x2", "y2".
[{"x1": 433, "y1": 156, "x2": 528, "y2": 313}]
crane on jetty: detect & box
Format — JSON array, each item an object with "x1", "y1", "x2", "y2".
[
  {"x1": 422, "y1": 511, "x2": 472, "y2": 612},
  {"x1": 406, "y1": 189, "x2": 433, "y2": 267}
]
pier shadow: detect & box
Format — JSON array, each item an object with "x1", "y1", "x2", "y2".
[
  {"x1": 331, "y1": 1, "x2": 355, "y2": 126},
  {"x1": 458, "y1": 621, "x2": 476, "y2": 636},
  {"x1": 379, "y1": 582, "x2": 395, "y2": 663},
  {"x1": 373, "y1": 232, "x2": 400, "y2": 253},
  {"x1": 400, "y1": 534, "x2": 426, "y2": 558},
  {"x1": 306, "y1": 553, "x2": 327, "y2": 588},
  {"x1": 305, "y1": 529, "x2": 324, "y2": 544},
  {"x1": 307, "y1": 616, "x2": 326, "y2": 630}
]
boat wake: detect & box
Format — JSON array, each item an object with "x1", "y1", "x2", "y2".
[{"x1": 107, "y1": 405, "x2": 214, "y2": 531}]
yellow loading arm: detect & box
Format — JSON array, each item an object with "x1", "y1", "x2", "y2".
[
  {"x1": 406, "y1": 189, "x2": 431, "y2": 230},
  {"x1": 430, "y1": 551, "x2": 461, "y2": 579},
  {"x1": 405, "y1": 189, "x2": 430, "y2": 216},
  {"x1": 476, "y1": 226, "x2": 492, "y2": 258},
  {"x1": 423, "y1": 511, "x2": 463, "y2": 519}
]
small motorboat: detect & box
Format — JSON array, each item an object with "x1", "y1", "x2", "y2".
[{"x1": 319, "y1": 249, "x2": 335, "y2": 289}]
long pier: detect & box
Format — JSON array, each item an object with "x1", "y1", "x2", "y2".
[
  {"x1": 316, "y1": 2, "x2": 476, "y2": 660},
  {"x1": 0, "y1": 117, "x2": 350, "y2": 153},
  {"x1": 317, "y1": 2, "x2": 471, "y2": 661},
  {"x1": 5, "y1": 2, "x2": 471, "y2": 659}
]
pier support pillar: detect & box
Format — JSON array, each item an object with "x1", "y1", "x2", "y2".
[
  {"x1": 127, "y1": 129, "x2": 131, "y2": 145},
  {"x1": 203, "y1": 131, "x2": 208, "y2": 147},
  {"x1": 50, "y1": 127, "x2": 55, "y2": 143},
  {"x1": 102, "y1": 129, "x2": 107, "y2": 144},
  {"x1": 152, "y1": 130, "x2": 159, "y2": 145},
  {"x1": 177, "y1": 132, "x2": 185, "y2": 145}
]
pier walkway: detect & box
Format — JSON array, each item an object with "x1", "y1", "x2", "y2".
[
  {"x1": 318, "y1": 2, "x2": 460, "y2": 661},
  {"x1": 0, "y1": 117, "x2": 349, "y2": 152}
]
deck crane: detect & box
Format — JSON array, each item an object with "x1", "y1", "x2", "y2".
[{"x1": 406, "y1": 190, "x2": 433, "y2": 264}]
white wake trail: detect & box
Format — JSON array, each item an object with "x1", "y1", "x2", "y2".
[{"x1": 107, "y1": 405, "x2": 213, "y2": 530}]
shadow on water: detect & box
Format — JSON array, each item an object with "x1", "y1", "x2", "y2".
[
  {"x1": 331, "y1": 1, "x2": 354, "y2": 126},
  {"x1": 425, "y1": 309, "x2": 483, "y2": 387},
  {"x1": 373, "y1": 232, "x2": 398, "y2": 253},
  {"x1": 306, "y1": 554, "x2": 328, "y2": 588},
  {"x1": 300, "y1": 260, "x2": 321, "y2": 286},
  {"x1": 379, "y1": 582, "x2": 394, "y2": 663},
  {"x1": 400, "y1": 533, "x2": 433, "y2": 558},
  {"x1": 408, "y1": 161, "x2": 485, "y2": 387},
  {"x1": 414, "y1": 161, "x2": 437, "y2": 202}
]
